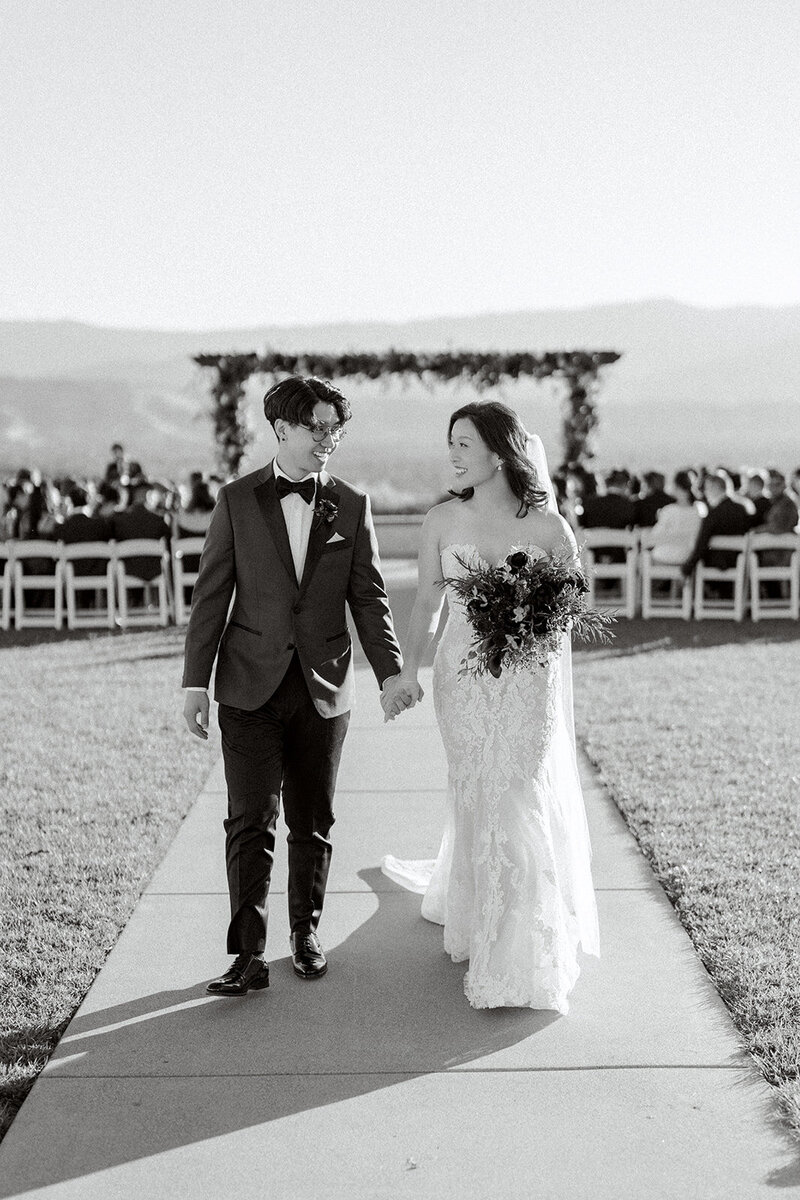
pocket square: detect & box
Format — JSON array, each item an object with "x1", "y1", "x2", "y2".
[{"x1": 326, "y1": 532, "x2": 346, "y2": 544}]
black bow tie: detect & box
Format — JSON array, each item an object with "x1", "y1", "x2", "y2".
[{"x1": 275, "y1": 475, "x2": 316, "y2": 505}]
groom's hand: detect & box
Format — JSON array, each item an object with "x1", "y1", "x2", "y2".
[
  {"x1": 183, "y1": 691, "x2": 210, "y2": 740},
  {"x1": 381, "y1": 675, "x2": 424, "y2": 722}
]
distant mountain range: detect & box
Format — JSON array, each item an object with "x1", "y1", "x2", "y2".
[{"x1": 1, "y1": 298, "x2": 798, "y2": 491}]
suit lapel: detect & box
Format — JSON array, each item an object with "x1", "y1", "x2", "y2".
[
  {"x1": 253, "y1": 464, "x2": 297, "y2": 588},
  {"x1": 299, "y1": 475, "x2": 340, "y2": 596}
]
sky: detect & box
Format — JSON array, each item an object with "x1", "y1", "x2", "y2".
[{"x1": 2, "y1": 0, "x2": 799, "y2": 329}]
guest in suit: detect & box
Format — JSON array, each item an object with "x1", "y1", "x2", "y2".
[
  {"x1": 579, "y1": 469, "x2": 636, "y2": 530},
  {"x1": 579, "y1": 469, "x2": 636, "y2": 565},
  {"x1": 633, "y1": 471, "x2": 675, "y2": 528},
  {"x1": 681, "y1": 471, "x2": 752, "y2": 576},
  {"x1": 743, "y1": 469, "x2": 772, "y2": 526},
  {"x1": 59, "y1": 486, "x2": 112, "y2": 576},
  {"x1": 103, "y1": 443, "x2": 128, "y2": 486},
  {"x1": 757, "y1": 470, "x2": 800, "y2": 535},
  {"x1": 751, "y1": 470, "x2": 800, "y2": 582},
  {"x1": 182, "y1": 377, "x2": 410, "y2": 996},
  {"x1": 111, "y1": 480, "x2": 171, "y2": 581}
]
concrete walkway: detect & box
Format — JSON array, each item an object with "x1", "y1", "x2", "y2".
[{"x1": 2, "y1": 637, "x2": 798, "y2": 1194}]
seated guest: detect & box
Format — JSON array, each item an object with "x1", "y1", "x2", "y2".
[
  {"x1": 681, "y1": 471, "x2": 752, "y2": 577},
  {"x1": 175, "y1": 472, "x2": 216, "y2": 536},
  {"x1": 6, "y1": 471, "x2": 50, "y2": 541},
  {"x1": 751, "y1": 471, "x2": 800, "y2": 581},
  {"x1": 649, "y1": 471, "x2": 703, "y2": 564},
  {"x1": 578, "y1": 468, "x2": 636, "y2": 530},
  {"x1": 111, "y1": 480, "x2": 171, "y2": 581},
  {"x1": 175, "y1": 473, "x2": 216, "y2": 575},
  {"x1": 633, "y1": 471, "x2": 675, "y2": 527},
  {"x1": 756, "y1": 470, "x2": 800, "y2": 535},
  {"x1": 96, "y1": 480, "x2": 123, "y2": 517},
  {"x1": 743, "y1": 469, "x2": 771, "y2": 525},
  {"x1": 560, "y1": 466, "x2": 597, "y2": 532},
  {"x1": 145, "y1": 479, "x2": 173, "y2": 520},
  {"x1": 577, "y1": 468, "x2": 636, "y2": 566},
  {"x1": 117, "y1": 460, "x2": 147, "y2": 509},
  {"x1": 59, "y1": 486, "x2": 112, "y2": 575},
  {"x1": 790, "y1": 467, "x2": 800, "y2": 504},
  {"x1": 36, "y1": 478, "x2": 63, "y2": 539},
  {"x1": 7, "y1": 472, "x2": 58, "y2": 605}
]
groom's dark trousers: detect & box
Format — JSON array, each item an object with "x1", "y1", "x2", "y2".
[
  {"x1": 182, "y1": 461, "x2": 401, "y2": 954},
  {"x1": 218, "y1": 653, "x2": 349, "y2": 952}
]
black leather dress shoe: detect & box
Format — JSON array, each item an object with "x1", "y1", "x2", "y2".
[
  {"x1": 206, "y1": 952, "x2": 270, "y2": 995},
  {"x1": 290, "y1": 932, "x2": 327, "y2": 979}
]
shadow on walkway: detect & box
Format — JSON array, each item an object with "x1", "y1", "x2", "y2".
[{"x1": 0, "y1": 869, "x2": 558, "y2": 1196}]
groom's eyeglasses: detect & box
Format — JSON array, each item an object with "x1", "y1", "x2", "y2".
[{"x1": 299, "y1": 421, "x2": 347, "y2": 443}]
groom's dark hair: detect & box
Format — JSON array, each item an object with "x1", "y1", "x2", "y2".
[{"x1": 263, "y1": 376, "x2": 352, "y2": 430}]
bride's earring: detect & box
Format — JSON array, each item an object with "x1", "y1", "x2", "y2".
[{"x1": 496, "y1": 462, "x2": 503, "y2": 472}]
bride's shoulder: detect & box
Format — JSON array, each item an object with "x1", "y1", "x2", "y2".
[
  {"x1": 422, "y1": 497, "x2": 459, "y2": 530},
  {"x1": 420, "y1": 497, "x2": 463, "y2": 552},
  {"x1": 527, "y1": 508, "x2": 574, "y2": 548}
]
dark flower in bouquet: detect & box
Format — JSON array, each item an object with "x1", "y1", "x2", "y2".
[{"x1": 442, "y1": 547, "x2": 614, "y2": 679}]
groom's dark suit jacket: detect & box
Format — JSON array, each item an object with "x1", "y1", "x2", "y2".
[{"x1": 182, "y1": 462, "x2": 402, "y2": 716}]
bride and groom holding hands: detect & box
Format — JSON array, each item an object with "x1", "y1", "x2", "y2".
[{"x1": 182, "y1": 375, "x2": 598, "y2": 1012}]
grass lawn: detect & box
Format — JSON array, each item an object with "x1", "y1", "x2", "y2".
[
  {"x1": 572, "y1": 619, "x2": 800, "y2": 1136},
  {"x1": 0, "y1": 626, "x2": 215, "y2": 1145}
]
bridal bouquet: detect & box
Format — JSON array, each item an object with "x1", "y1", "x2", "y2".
[{"x1": 442, "y1": 548, "x2": 614, "y2": 678}]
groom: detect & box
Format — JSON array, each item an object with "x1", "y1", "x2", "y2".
[{"x1": 182, "y1": 376, "x2": 415, "y2": 995}]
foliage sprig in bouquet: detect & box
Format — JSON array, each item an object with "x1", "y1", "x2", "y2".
[{"x1": 442, "y1": 547, "x2": 614, "y2": 679}]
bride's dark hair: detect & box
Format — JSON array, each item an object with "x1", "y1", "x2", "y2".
[{"x1": 448, "y1": 400, "x2": 549, "y2": 517}]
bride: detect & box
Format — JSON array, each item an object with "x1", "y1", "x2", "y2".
[{"x1": 381, "y1": 400, "x2": 599, "y2": 1014}]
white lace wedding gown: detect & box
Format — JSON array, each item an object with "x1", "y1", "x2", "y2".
[{"x1": 383, "y1": 542, "x2": 600, "y2": 1014}]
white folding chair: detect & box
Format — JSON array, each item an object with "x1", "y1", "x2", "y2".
[
  {"x1": 580, "y1": 529, "x2": 639, "y2": 619},
  {"x1": 0, "y1": 541, "x2": 13, "y2": 630},
  {"x1": 639, "y1": 528, "x2": 692, "y2": 620},
  {"x1": 172, "y1": 536, "x2": 206, "y2": 625},
  {"x1": 748, "y1": 532, "x2": 800, "y2": 621},
  {"x1": 114, "y1": 538, "x2": 172, "y2": 628},
  {"x1": 62, "y1": 541, "x2": 116, "y2": 629},
  {"x1": 693, "y1": 535, "x2": 749, "y2": 621},
  {"x1": 12, "y1": 540, "x2": 64, "y2": 628}
]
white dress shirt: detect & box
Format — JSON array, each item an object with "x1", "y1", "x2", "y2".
[
  {"x1": 273, "y1": 459, "x2": 317, "y2": 584},
  {"x1": 184, "y1": 459, "x2": 317, "y2": 693}
]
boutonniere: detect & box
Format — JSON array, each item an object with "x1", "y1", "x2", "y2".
[{"x1": 313, "y1": 497, "x2": 338, "y2": 529}]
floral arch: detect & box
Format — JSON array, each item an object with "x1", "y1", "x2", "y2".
[{"x1": 194, "y1": 348, "x2": 621, "y2": 479}]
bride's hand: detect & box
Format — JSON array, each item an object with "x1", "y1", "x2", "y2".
[{"x1": 381, "y1": 675, "x2": 424, "y2": 722}]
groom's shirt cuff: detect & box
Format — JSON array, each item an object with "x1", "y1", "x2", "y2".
[{"x1": 184, "y1": 686, "x2": 208, "y2": 692}]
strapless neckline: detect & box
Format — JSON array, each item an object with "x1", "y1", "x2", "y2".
[{"x1": 441, "y1": 542, "x2": 549, "y2": 570}]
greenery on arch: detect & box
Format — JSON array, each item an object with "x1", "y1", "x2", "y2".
[{"x1": 194, "y1": 348, "x2": 622, "y2": 479}]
